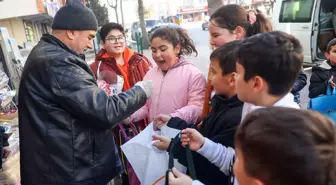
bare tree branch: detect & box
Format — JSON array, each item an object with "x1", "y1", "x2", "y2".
[{"x1": 107, "y1": 0, "x2": 119, "y2": 23}]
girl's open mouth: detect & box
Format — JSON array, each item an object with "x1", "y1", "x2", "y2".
[{"x1": 158, "y1": 60, "x2": 165, "y2": 64}]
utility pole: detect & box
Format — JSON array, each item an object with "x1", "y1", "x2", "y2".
[{"x1": 120, "y1": 0, "x2": 125, "y2": 27}]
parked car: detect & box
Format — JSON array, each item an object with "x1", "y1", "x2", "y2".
[
  {"x1": 202, "y1": 21, "x2": 209, "y2": 30},
  {"x1": 272, "y1": 0, "x2": 336, "y2": 65},
  {"x1": 131, "y1": 19, "x2": 161, "y2": 40},
  {"x1": 202, "y1": 16, "x2": 210, "y2": 30}
]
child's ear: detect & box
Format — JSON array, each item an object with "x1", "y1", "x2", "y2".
[
  {"x1": 100, "y1": 40, "x2": 105, "y2": 49},
  {"x1": 324, "y1": 52, "x2": 330, "y2": 59},
  {"x1": 235, "y1": 26, "x2": 245, "y2": 40},
  {"x1": 253, "y1": 76, "x2": 264, "y2": 93},
  {"x1": 174, "y1": 44, "x2": 181, "y2": 56},
  {"x1": 229, "y1": 72, "x2": 237, "y2": 86}
]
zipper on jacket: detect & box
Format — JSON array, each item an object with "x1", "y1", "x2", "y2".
[{"x1": 156, "y1": 73, "x2": 165, "y2": 116}]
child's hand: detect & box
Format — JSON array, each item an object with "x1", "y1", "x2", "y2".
[
  {"x1": 181, "y1": 128, "x2": 205, "y2": 151},
  {"x1": 2, "y1": 147, "x2": 11, "y2": 158},
  {"x1": 168, "y1": 168, "x2": 193, "y2": 185},
  {"x1": 329, "y1": 76, "x2": 336, "y2": 88},
  {"x1": 152, "y1": 135, "x2": 171, "y2": 150},
  {"x1": 153, "y1": 114, "x2": 172, "y2": 130},
  {"x1": 121, "y1": 117, "x2": 131, "y2": 125}
]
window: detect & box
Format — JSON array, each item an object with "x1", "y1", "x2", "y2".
[
  {"x1": 145, "y1": 20, "x2": 158, "y2": 27},
  {"x1": 24, "y1": 22, "x2": 36, "y2": 43},
  {"x1": 279, "y1": 0, "x2": 315, "y2": 23}
]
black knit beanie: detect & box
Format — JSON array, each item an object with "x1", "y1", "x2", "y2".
[{"x1": 52, "y1": 0, "x2": 98, "y2": 31}]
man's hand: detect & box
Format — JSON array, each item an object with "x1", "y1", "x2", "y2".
[
  {"x1": 2, "y1": 147, "x2": 11, "y2": 158},
  {"x1": 153, "y1": 114, "x2": 172, "y2": 130},
  {"x1": 168, "y1": 168, "x2": 193, "y2": 185},
  {"x1": 181, "y1": 128, "x2": 205, "y2": 151},
  {"x1": 135, "y1": 80, "x2": 153, "y2": 99},
  {"x1": 152, "y1": 135, "x2": 171, "y2": 150}
]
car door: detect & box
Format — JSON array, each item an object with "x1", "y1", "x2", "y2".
[{"x1": 312, "y1": 0, "x2": 336, "y2": 62}]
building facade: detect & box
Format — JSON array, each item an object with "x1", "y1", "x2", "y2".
[{"x1": 0, "y1": 0, "x2": 64, "y2": 47}]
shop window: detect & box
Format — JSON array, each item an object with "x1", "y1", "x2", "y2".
[{"x1": 24, "y1": 22, "x2": 36, "y2": 43}]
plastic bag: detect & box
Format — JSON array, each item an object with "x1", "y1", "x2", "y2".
[
  {"x1": 0, "y1": 91, "x2": 16, "y2": 108},
  {"x1": 308, "y1": 86, "x2": 336, "y2": 122},
  {"x1": 121, "y1": 123, "x2": 187, "y2": 185},
  {"x1": 0, "y1": 70, "x2": 9, "y2": 90},
  {"x1": 97, "y1": 69, "x2": 124, "y2": 96}
]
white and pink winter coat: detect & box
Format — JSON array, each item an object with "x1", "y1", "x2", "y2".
[{"x1": 130, "y1": 57, "x2": 206, "y2": 124}]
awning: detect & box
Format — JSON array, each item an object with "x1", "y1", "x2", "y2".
[
  {"x1": 177, "y1": 6, "x2": 208, "y2": 15},
  {"x1": 21, "y1": 13, "x2": 53, "y2": 24}
]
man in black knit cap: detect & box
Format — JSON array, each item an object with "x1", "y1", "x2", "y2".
[{"x1": 18, "y1": 0, "x2": 153, "y2": 185}]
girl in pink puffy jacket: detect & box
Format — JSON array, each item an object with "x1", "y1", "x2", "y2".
[{"x1": 128, "y1": 27, "x2": 206, "y2": 125}]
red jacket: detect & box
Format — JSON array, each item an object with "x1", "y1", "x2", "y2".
[{"x1": 90, "y1": 47, "x2": 152, "y2": 90}]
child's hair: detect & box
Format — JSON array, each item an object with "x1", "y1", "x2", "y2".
[
  {"x1": 210, "y1": 40, "x2": 241, "y2": 75},
  {"x1": 150, "y1": 27, "x2": 198, "y2": 57},
  {"x1": 99, "y1": 22, "x2": 125, "y2": 42},
  {"x1": 210, "y1": 5, "x2": 272, "y2": 37},
  {"x1": 327, "y1": 38, "x2": 336, "y2": 53},
  {"x1": 235, "y1": 107, "x2": 336, "y2": 185},
  {"x1": 236, "y1": 31, "x2": 303, "y2": 96}
]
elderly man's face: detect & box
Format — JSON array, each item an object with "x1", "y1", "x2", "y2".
[{"x1": 67, "y1": 30, "x2": 96, "y2": 54}]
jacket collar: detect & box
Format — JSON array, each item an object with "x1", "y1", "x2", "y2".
[
  {"x1": 158, "y1": 57, "x2": 192, "y2": 74},
  {"x1": 211, "y1": 94, "x2": 242, "y2": 111},
  {"x1": 41, "y1": 34, "x2": 85, "y2": 60},
  {"x1": 328, "y1": 60, "x2": 336, "y2": 69},
  {"x1": 317, "y1": 60, "x2": 336, "y2": 70},
  {"x1": 95, "y1": 47, "x2": 134, "y2": 64},
  {"x1": 241, "y1": 93, "x2": 300, "y2": 121}
]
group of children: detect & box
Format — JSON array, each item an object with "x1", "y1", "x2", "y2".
[
  {"x1": 92, "y1": 4, "x2": 336, "y2": 185},
  {"x1": 152, "y1": 31, "x2": 329, "y2": 185},
  {"x1": 150, "y1": 7, "x2": 335, "y2": 185}
]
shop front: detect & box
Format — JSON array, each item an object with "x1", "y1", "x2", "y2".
[
  {"x1": 0, "y1": 28, "x2": 21, "y2": 185},
  {"x1": 176, "y1": 6, "x2": 208, "y2": 22}
]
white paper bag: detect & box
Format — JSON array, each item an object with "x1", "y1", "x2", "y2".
[{"x1": 121, "y1": 123, "x2": 186, "y2": 185}]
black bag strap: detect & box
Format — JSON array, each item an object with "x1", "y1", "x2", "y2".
[
  {"x1": 228, "y1": 155, "x2": 236, "y2": 185},
  {"x1": 165, "y1": 132, "x2": 196, "y2": 185}
]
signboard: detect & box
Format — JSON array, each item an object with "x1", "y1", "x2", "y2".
[
  {"x1": 177, "y1": 6, "x2": 208, "y2": 14},
  {"x1": 46, "y1": 2, "x2": 60, "y2": 17}
]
